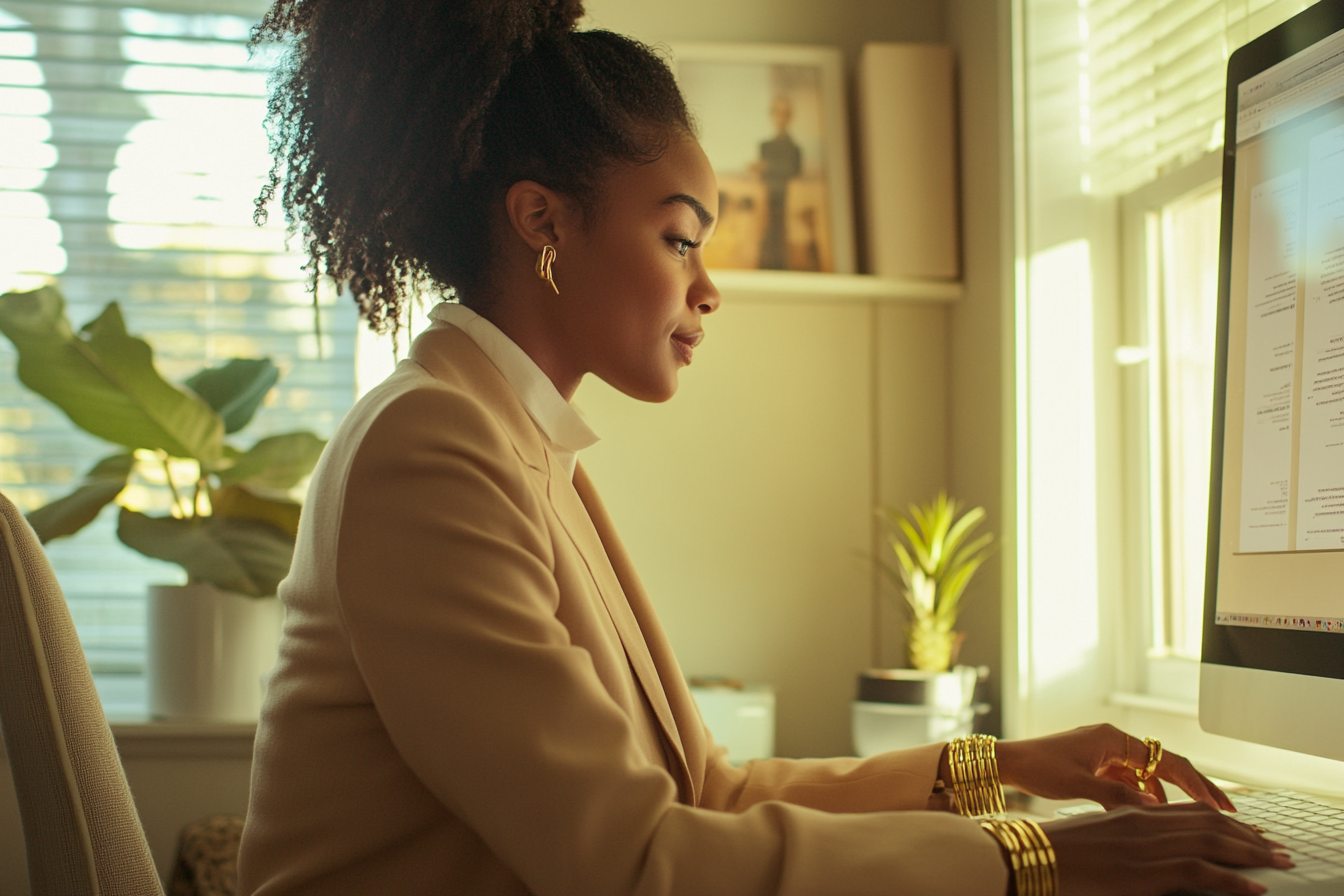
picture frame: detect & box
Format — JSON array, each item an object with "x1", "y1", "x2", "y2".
[{"x1": 669, "y1": 43, "x2": 856, "y2": 275}]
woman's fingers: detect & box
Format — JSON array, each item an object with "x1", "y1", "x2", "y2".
[
  {"x1": 1102, "y1": 730, "x2": 1225, "y2": 809},
  {"x1": 1142, "y1": 858, "x2": 1271, "y2": 896},
  {"x1": 1083, "y1": 771, "x2": 1159, "y2": 809},
  {"x1": 1153, "y1": 749, "x2": 1227, "y2": 809},
  {"x1": 1042, "y1": 803, "x2": 1283, "y2": 896},
  {"x1": 1148, "y1": 827, "x2": 1281, "y2": 864},
  {"x1": 1139, "y1": 802, "x2": 1268, "y2": 846},
  {"x1": 996, "y1": 725, "x2": 1237, "y2": 812}
]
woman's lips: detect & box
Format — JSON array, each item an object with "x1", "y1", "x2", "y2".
[{"x1": 671, "y1": 330, "x2": 703, "y2": 364}]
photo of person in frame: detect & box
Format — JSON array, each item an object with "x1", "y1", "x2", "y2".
[
  {"x1": 675, "y1": 57, "x2": 835, "y2": 272},
  {"x1": 755, "y1": 95, "x2": 802, "y2": 268}
]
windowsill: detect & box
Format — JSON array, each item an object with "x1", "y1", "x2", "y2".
[
  {"x1": 108, "y1": 719, "x2": 256, "y2": 761},
  {"x1": 1108, "y1": 691, "x2": 1200, "y2": 719},
  {"x1": 0, "y1": 718, "x2": 256, "y2": 764}
]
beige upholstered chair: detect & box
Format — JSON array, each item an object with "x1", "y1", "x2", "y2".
[{"x1": 0, "y1": 491, "x2": 163, "y2": 895}]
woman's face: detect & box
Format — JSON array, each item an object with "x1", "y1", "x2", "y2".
[{"x1": 558, "y1": 136, "x2": 720, "y2": 403}]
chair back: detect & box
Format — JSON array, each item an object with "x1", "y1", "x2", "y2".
[{"x1": 0, "y1": 491, "x2": 162, "y2": 895}]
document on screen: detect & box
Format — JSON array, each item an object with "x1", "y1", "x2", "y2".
[
  {"x1": 1297, "y1": 123, "x2": 1344, "y2": 550},
  {"x1": 1240, "y1": 171, "x2": 1301, "y2": 552}
]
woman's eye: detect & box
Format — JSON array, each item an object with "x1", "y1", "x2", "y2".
[{"x1": 670, "y1": 237, "x2": 699, "y2": 257}]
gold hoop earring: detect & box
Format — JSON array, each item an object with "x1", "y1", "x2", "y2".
[{"x1": 535, "y1": 245, "x2": 558, "y2": 294}]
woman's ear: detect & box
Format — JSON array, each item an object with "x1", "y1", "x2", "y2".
[{"x1": 504, "y1": 181, "x2": 573, "y2": 251}]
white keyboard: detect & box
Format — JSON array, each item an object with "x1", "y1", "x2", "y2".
[{"x1": 1233, "y1": 790, "x2": 1344, "y2": 885}]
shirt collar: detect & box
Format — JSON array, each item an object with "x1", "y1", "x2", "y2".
[{"x1": 428, "y1": 302, "x2": 599, "y2": 475}]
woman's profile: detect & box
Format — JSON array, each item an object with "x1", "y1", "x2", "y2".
[{"x1": 237, "y1": 2, "x2": 1287, "y2": 894}]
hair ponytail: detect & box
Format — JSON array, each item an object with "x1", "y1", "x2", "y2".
[{"x1": 252, "y1": 0, "x2": 690, "y2": 330}]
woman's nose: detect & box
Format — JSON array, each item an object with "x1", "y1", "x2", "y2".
[{"x1": 693, "y1": 268, "x2": 721, "y2": 315}]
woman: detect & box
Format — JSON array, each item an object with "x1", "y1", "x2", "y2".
[{"x1": 238, "y1": 2, "x2": 1286, "y2": 894}]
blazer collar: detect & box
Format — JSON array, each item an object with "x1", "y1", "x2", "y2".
[{"x1": 407, "y1": 321, "x2": 548, "y2": 474}]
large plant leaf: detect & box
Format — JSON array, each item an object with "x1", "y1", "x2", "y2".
[
  {"x1": 210, "y1": 484, "x2": 302, "y2": 538},
  {"x1": 216, "y1": 432, "x2": 325, "y2": 490},
  {"x1": 0, "y1": 288, "x2": 224, "y2": 465},
  {"x1": 185, "y1": 358, "x2": 278, "y2": 435},
  {"x1": 26, "y1": 453, "x2": 134, "y2": 543},
  {"x1": 117, "y1": 508, "x2": 294, "y2": 597}
]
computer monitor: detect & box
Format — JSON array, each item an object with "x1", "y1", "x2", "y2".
[{"x1": 1201, "y1": 0, "x2": 1344, "y2": 763}]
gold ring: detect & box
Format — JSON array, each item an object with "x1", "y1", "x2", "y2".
[{"x1": 1135, "y1": 737, "x2": 1162, "y2": 792}]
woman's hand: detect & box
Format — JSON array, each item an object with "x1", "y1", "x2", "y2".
[
  {"x1": 1041, "y1": 802, "x2": 1291, "y2": 896},
  {"x1": 993, "y1": 724, "x2": 1236, "y2": 810}
]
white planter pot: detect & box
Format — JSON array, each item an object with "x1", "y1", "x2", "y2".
[
  {"x1": 851, "y1": 665, "x2": 990, "y2": 756},
  {"x1": 147, "y1": 583, "x2": 283, "y2": 723}
]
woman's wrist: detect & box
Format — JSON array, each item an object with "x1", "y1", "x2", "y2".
[
  {"x1": 987, "y1": 836, "x2": 1018, "y2": 896},
  {"x1": 991, "y1": 737, "x2": 1023, "y2": 789},
  {"x1": 938, "y1": 743, "x2": 954, "y2": 785}
]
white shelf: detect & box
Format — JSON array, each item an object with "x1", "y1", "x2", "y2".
[{"x1": 708, "y1": 269, "x2": 963, "y2": 304}]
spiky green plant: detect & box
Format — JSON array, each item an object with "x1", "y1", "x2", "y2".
[{"x1": 879, "y1": 492, "x2": 994, "y2": 672}]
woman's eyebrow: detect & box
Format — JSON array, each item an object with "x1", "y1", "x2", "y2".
[{"x1": 662, "y1": 193, "x2": 715, "y2": 228}]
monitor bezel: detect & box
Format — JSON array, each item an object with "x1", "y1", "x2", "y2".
[{"x1": 1201, "y1": 0, "x2": 1344, "y2": 683}]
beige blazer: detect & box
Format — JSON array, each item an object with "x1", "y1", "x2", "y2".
[{"x1": 238, "y1": 322, "x2": 1006, "y2": 896}]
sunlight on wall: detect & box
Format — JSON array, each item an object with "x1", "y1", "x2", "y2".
[
  {"x1": 0, "y1": 14, "x2": 64, "y2": 291},
  {"x1": 1023, "y1": 239, "x2": 1100, "y2": 724}
]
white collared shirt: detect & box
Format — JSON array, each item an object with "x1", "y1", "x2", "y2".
[{"x1": 428, "y1": 302, "x2": 598, "y2": 479}]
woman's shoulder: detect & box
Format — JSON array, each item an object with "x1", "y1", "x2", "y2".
[{"x1": 328, "y1": 326, "x2": 547, "y2": 483}]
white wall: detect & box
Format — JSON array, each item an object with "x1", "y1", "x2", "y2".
[{"x1": 573, "y1": 0, "x2": 1014, "y2": 759}]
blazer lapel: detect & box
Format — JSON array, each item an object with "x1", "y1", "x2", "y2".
[
  {"x1": 410, "y1": 323, "x2": 696, "y2": 798},
  {"x1": 549, "y1": 464, "x2": 694, "y2": 799}
]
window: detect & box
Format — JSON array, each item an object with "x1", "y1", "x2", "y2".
[
  {"x1": 1149, "y1": 176, "x2": 1222, "y2": 661},
  {"x1": 1013, "y1": 0, "x2": 1320, "y2": 736},
  {"x1": 1118, "y1": 154, "x2": 1223, "y2": 701},
  {"x1": 0, "y1": 0, "x2": 357, "y2": 715}
]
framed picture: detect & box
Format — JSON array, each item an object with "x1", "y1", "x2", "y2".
[{"x1": 670, "y1": 43, "x2": 856, "y2": 274}]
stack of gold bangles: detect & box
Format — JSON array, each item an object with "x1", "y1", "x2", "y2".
[
  {"x1": 947, "y1": 734, "x2": 1007, "y2": 817},
  {"x1": 979, "y1": 817, "x2": 1059, "y2": 896},
  {"x1": 947, "y1": 735, "x2": 1058, "y2": 896}
]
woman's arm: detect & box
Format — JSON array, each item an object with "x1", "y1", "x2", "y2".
[{"x1": 699, "y1": 741, "x2": 949, "y2": 814}]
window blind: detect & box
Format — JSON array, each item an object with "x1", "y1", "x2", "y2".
[
  {"x1": 0, "y1": 0, "x2": 355, "y2": 713},
  {"x1": 1084, "y1": 0, "x2": 1315, "y2": 195}
]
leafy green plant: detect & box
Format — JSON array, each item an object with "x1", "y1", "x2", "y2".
[
  {"x1": 0, "y1": 286, "x2": 325, "y2": 597},
  {"x1": 878, "y1": 492, "x2": 994, "y2": 672}
]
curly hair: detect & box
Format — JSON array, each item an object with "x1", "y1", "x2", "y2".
[{"x1": 251, "y1": 0, "x2": 693, "y2": 332}]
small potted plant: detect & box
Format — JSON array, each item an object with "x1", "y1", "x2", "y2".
[
  {"x1": 0, "y1": 285, "x2": 325, "y2": 721},
  {"x1": 853, "y1": 492, "x2": 994, "y2": 755}
]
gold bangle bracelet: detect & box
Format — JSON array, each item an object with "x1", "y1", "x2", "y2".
[
  {"x1": 947, "y1": 734, "x2": 1007, "y2": 817},
  {"x1": 980, "y1": 818, "x2": 1059, "y2": 896}
]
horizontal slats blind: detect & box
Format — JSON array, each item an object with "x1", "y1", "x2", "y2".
[
  {"x1": 1084, "y1": 0, "x2": 1314, "y2": 195},
  {"x1": 0, "y1": 0, "x2": 355, "y2": 712}
]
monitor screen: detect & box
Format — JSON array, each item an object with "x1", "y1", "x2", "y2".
[{"x1": 1202, "y1": 0, "x2": 1344, "y2": 762}]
